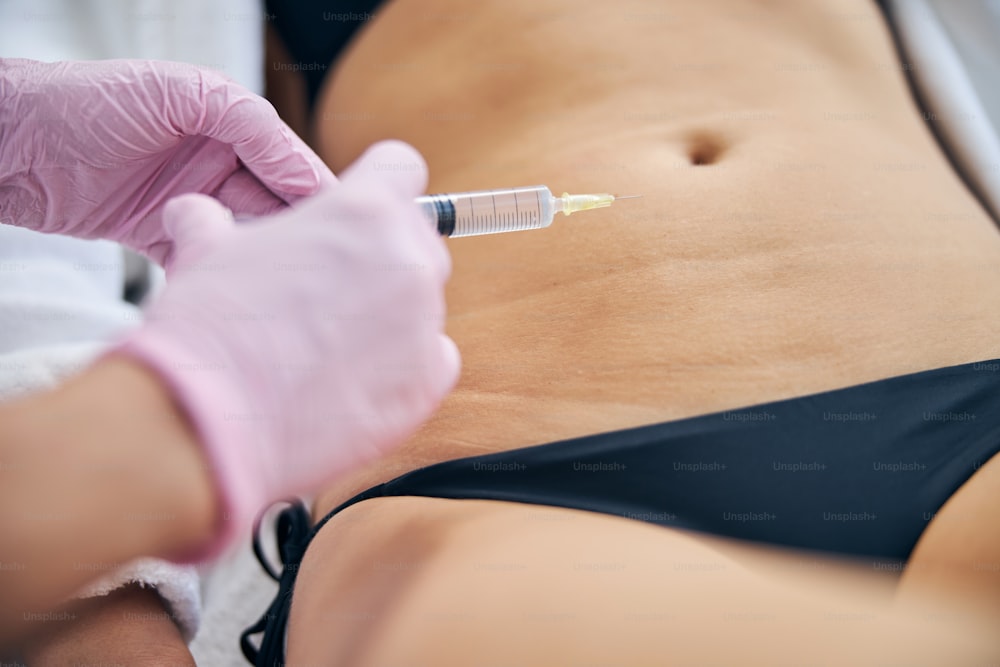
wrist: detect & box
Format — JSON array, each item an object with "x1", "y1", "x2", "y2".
[
  {"x1": 75, "y1": 355, "x2": 221, "y2": 560},
  {"x1": 115, "y1": 320, "x2": 267, "y2": 557},
  {"x1": 5, "y1": 356, "x2": 220, "y2": 562}
]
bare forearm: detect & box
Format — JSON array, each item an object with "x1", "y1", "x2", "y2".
[
  {"x1": 0, "y1": 357, "x2": 217, "y2": 643},
  {"x1": 18, "y1": 584, "x2": 195, "y2": 666}
]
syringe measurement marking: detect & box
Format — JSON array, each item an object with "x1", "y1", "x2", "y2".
[
  {"x1": 469, "y1": 194, "x2": 475, "y2": 234},
  {"x1": 514, "y1": 190, "x2": 520, "y2": 230},
  {"x1": 442, "y1": 188, "x2": 546, "y2": 234},
  {"x1": 492, "y1": 192, "x2": 500, "y2": 234}
]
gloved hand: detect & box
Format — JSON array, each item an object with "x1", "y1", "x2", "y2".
[
  {"x1": 114, "y1": 141, "x2": 460, "y2": 558},
  {"x1": 0, "y1": 58, "x2": 335, "y2": 267}
]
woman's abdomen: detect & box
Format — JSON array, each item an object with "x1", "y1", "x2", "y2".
[{"x1": 312, "y1": 0, "x2": 1000, "y2": 511}]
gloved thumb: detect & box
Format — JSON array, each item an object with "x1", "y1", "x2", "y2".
[
  {"x1": 162, "y1": 194, "x2": 236, "y2": 277},
  {"x1": 337, "y1": 140, "x2": 429, "y2": 199}
]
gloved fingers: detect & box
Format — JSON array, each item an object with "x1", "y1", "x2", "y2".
[
  {"x1": 173, "y1": 69, "x2": 333, "y2": 199},
  {"x1": 336, "y1": 140, "x2": 428, "y2": 199},
  {"x1": 264, "y1": 139, "x2": 338, "y2": 209},
  {"x1": 212, "y1": 169, "x2": 287, "y2": 218},
  {"x1": 263, "y1": 124, "x2": 339, "y2": 200},
  {"x1": 283, "y1": 132, "x2": 338, "y2": 194},
  {"x1": 161, "y1": 193, "x2": 236, "y2": 275}
]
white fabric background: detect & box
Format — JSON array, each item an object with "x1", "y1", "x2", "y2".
[{"x1": 0, "y1": 0, "x2": 265, "y2": 92}]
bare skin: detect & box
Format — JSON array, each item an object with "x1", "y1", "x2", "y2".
[
  {"x1": 0, "y1": 357, "x2": 217, "y2": 649},
  {"x1": 18, "y1": 584, "x2": 196, "y2": 667},
  {"x1": 281, "y1": 0, "x2": 1000, "y2": 663}
]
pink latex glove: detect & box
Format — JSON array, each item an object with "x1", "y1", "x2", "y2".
[
  {"x1": 0, "y1": 58, "x2": 336, "y2": 266},
  {"x1": 115, "y1": 141, "x2": 460, "y2": 558}
]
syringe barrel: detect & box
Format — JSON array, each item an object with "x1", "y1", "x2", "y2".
[{"x1": 416, "y1": 185, "x2": 555, "y2": 237}]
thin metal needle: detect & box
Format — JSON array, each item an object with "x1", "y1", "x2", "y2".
[{"x1": 612, "y1": 194, "x2": 643, "y2": 199}]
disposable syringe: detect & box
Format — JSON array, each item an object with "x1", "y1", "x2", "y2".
[{"x1": 415, "y1": 185, "x2": 640, "y2": 238}]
